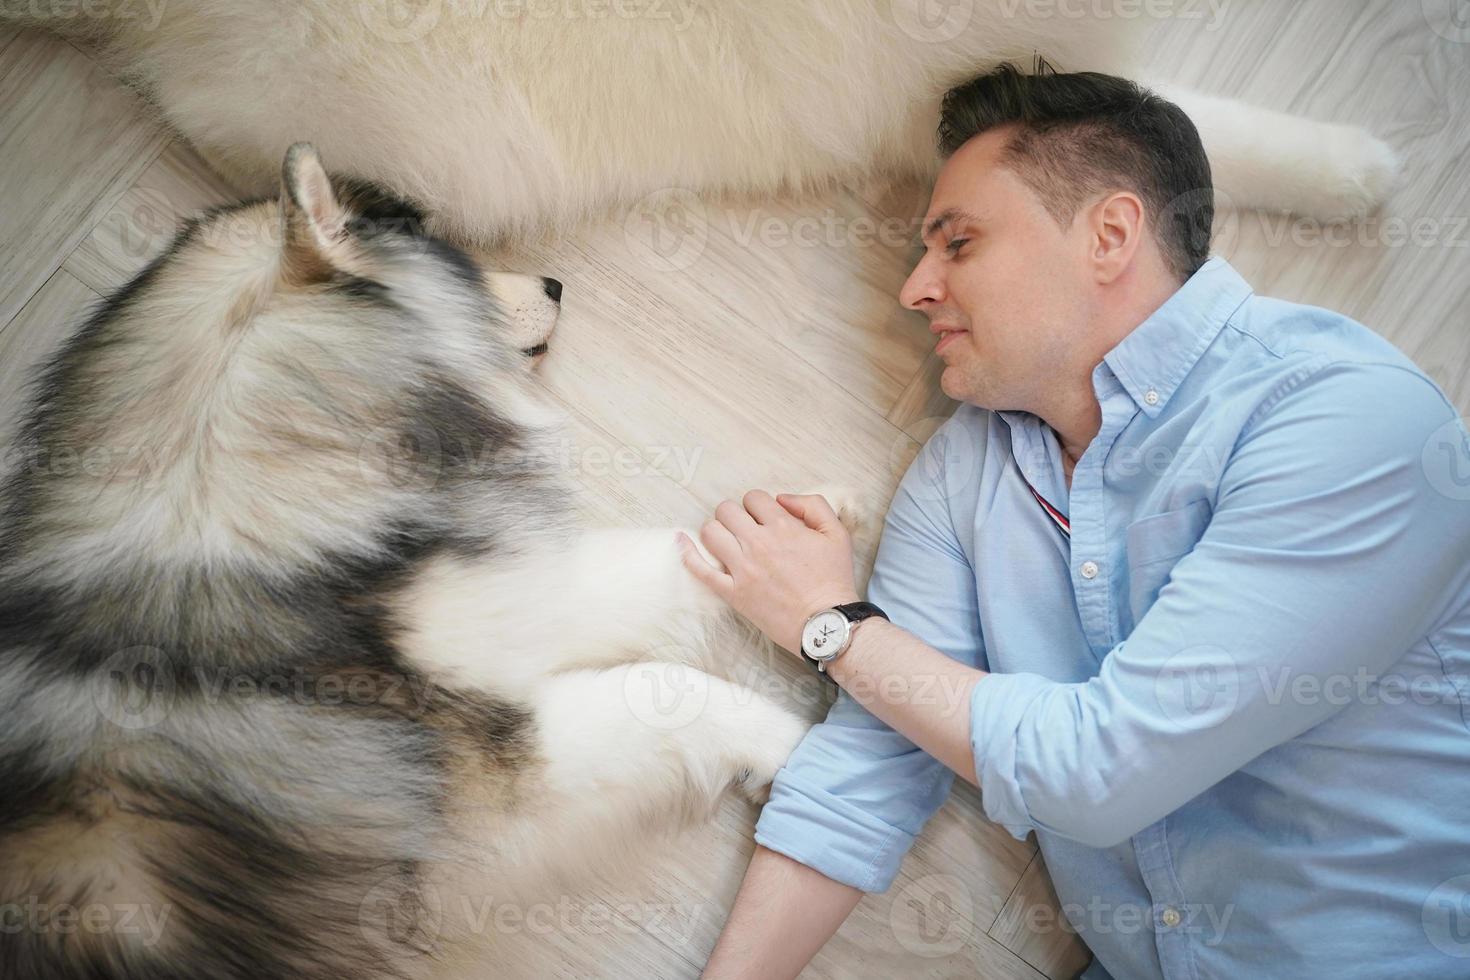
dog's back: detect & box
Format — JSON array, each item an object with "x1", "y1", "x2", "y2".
[{"x1": 0, "y1": 151, "x2": 563, "y2": 979}]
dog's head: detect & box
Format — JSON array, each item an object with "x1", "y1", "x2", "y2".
[
  {"x1": 5, "y1": 144, "x2": 571, "y2": 583},
  {"x1": 276, "y1": 142, "x2": 560, "y2": 362}
]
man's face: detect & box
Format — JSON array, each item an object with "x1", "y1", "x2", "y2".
[{"x1": 900, "y1": 127, "x2": 1091, "y2": 410}]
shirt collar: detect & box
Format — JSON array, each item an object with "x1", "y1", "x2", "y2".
[
  {"x1": 993, "y1": 257, "x2": 1253, "y2": 481},
  {"x1": 1099, "y1": 256, "x2": 1253, "y2": 419}
]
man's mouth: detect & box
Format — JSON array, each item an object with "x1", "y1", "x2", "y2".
[{"x1": 933, "y1": 328, "x2": 967, "y2": 354}]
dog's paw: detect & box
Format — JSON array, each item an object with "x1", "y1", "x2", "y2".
[
  {"x1": 730, "y1": 703, "x2": 809, "y2": 805},
  {"x1": 734, "y1": 766, "x2": 775, "y2": 806},
  {"x1": 796, "y1": 485, "x2": 870, "y2": 537}
]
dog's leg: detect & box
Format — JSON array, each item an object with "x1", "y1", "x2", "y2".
[
  {"x1": 394, "y1": 529, "x2": 735, "y2": 695},
  {"x1": 1152, "y1": 85, "x2": 1399, "y2": 221},
  {"x1": 396, "y1": 493, "x2": 873, "y2": 693},
  {"x1": 448, "y1": 662, "x2": 808, "y2": 887}
]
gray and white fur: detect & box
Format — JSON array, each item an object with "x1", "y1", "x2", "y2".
[{"x1": 0, "y1": 146, "x2": 815, "y2": 980}]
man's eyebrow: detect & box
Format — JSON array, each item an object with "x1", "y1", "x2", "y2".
[{"x1": 921, "y1": 207, "x2": 981, "y2": 242}]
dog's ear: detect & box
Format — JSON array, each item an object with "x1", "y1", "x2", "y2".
[{"x1": 279, "y1": 143, "x2": 352, "y2": 283}]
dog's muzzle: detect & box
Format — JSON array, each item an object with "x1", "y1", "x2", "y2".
[{"x1": 520, "y1": 277, "x2": 561, "y2": 358}]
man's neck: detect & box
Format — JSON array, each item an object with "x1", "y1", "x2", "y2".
[
  {"x1": 1046, "y1": 386, "x2": 1103, "y2": 491},
  {"x1": 1041, "y1": 264, "x2": 1184, "y2": 489}
]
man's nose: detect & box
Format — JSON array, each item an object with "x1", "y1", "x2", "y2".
[{"x1": 899, "y1": 254, "x2": 944, "y2": 311}]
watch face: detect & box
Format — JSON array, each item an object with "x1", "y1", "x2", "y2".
[{"x1": 802, "y1": 610, "x2": 849, "y2": 660}]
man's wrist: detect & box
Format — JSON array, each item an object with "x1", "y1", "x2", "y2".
[
  {"x1": 791, "y1": 593, "x2": 860, "y2": 657},
  {"x1": 821, "y1": 614, "x2": 883, "y2": 686},
  {"x1": 802, "y1": 593, "x2": 862, "y2": 621}
]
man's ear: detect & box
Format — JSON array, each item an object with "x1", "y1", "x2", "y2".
[
  {"x1": 1089, "y1": 190, "x2": 1145, "y2": 285},
  {"x1": 280, "y1": 142, "x2": 352, "y2": 283}
]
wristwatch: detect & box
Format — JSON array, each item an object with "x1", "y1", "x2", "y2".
[{"x1": 800, "y1": 602, "x2": 888, "y2": 673}]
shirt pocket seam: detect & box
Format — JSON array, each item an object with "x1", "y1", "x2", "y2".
[
  {"x1": 1124, "y1": 499, "x2": 1214, "y2": 633},
  {"x1": 1425, "y1": 634, "x2": 1470, "y2": 736},
  {"x1": 1125, "y1": 498, "x2": 1213, "y2": 569}
]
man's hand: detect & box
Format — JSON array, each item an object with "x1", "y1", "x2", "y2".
[{"x1": 676, "y1": 490, "x2": 859, "y2": 656}]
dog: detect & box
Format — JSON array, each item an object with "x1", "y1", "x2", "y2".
[
  {"x1": 0, "y1": 144, "x2": 821, "y2": 979},
  {"x1": 6, "y1": 0, "x2": 1398, "y2": 244}
]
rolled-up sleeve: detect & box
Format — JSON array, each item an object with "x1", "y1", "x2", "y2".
[
  {"x1": 755, "y1": 412, "x2": 989, "y2": 892},
  {"x1": 968, "y1": 362, "x2": 1470, "y2": 849}
]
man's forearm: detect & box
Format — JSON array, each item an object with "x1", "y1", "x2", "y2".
[
  {"x1": 825, "y1": 618, "x2": 987, "y2": 785},
  {"x1": 677, "y1": 490, "x2": 984, "y2": 784},
  {"x1": 702, "y1": 845, "x2": 863, "y2": 980},
  {"x1": 704, "y1": 625, "x2": 985, "y2": 977}
]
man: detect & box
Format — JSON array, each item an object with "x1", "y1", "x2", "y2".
[{"x1": 678, "y1": 64, "x2": 1470, "y2": 979}]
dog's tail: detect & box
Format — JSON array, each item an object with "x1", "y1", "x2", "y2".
[{"x1": 1150, "y1": 82, "x2": 1400, "y2": 222}]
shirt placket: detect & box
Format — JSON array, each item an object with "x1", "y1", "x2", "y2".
[
  {"x1": 1086, "y1": 374, "x2": 1197, "y2": 980},
  {"x1": 1067, "y1": 379, "x2": 1134, "y2": 660},
  {"x1": 1133, "y1": 823, "x2": 1198, "y2": 980}
]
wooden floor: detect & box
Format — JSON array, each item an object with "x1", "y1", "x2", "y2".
[{"x1": 1, "y1": 3, "x2": 1466, "y2": 977}]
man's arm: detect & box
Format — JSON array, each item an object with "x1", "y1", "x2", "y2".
[
  {"x1": 701, "y1": 608, "x2": 985, "y2": 980},
  {"x1": 683, "y1": 410, "x2": 993, "y2": 976},
  {"x1": 822, "y1": 615, "x2": 985, "y2": 783},
  {"x1": 954, "y1": 362, "x2": 1470, "y2": 846},
  {"x1": 696, "y1": 513, "x2": 988, "y2": 807},
  {"x1": 691, "y1": 362, "x2": 1470, "y2": 855},
  {"x1": 701, "y1": 846, "x2": 863, "y2": 980}
]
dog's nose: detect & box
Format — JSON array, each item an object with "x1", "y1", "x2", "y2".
[{"x1": 542, "y1": 277, "x2": 563, "y2": 303}]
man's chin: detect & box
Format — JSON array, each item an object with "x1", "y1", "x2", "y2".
[
  {"x1": 940, "y1": 363, "x2": 1001, "y2": 410},
  {"x1": 938, "y1": 364, "x2": 976, "y2": 404}
]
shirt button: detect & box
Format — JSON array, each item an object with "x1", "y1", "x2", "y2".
[
  {"x1": 1080, "y1": 560, "x2": 1099, "y2": 579},
  {"x1": 1144, "y1": 388, "x2": 1160, "y2": 406},
  {"x1": 1161, "y1": 907, "x2": 1182, "y2": 928}
]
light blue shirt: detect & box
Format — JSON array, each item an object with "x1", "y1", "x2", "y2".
[{"x1": 755, "y1": 257, "x2": 1470, "y2": 978}]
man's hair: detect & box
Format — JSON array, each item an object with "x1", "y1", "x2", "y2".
[{"x1": 937, "y1": 59, "x2": 1213, "y2": 282}]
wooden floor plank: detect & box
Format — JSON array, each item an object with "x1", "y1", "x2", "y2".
[
  {"x1": 0, "y1": 31, "x2": 166, "y2": 327},
  {"x1": 988, "y1": 853, "x2": 1093, "y2": 980},
  {"x1": 65, "y1": 140, "x2": 243, "y2": 295},
  {"x1": 0, "y1": 268, "x2": 100, "y2": 445}
]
